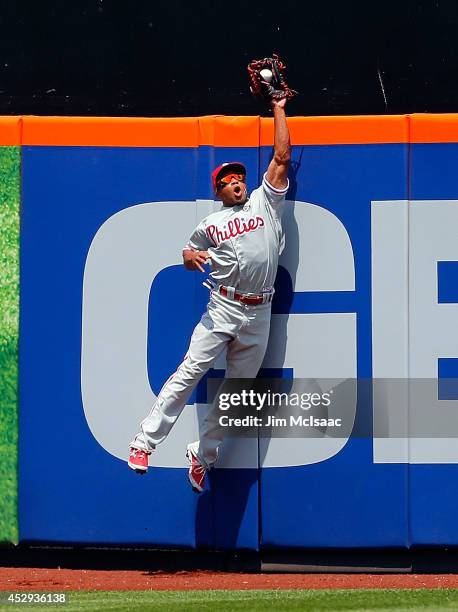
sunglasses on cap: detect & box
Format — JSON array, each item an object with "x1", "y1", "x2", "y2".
[{"x1": 218, "y1": 173, "x2": 246, "y2": 187}]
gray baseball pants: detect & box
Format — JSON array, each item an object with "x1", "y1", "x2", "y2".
[{"x1": 130, "y1": 291, "x2": 271, "y2": 468}]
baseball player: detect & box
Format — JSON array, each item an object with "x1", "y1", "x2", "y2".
[{"x1": 128, "y1": 97, "x2": 291, "y2": 492}]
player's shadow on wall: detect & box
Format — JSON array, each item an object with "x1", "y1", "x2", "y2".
[
  {"x1": 259, "y1": 150, "x2": 302, "y2": 466},
  {"x1": 285, "y1": 151, "x2": 302, "y2": 202},
  {"x1": 194, "y1": 466, "x2": 259, "y2": 550},
  {"x1": 194, "y1": 152, "x2": 303, "y2": 549},
  {"x1": 267, "y1": 150, "x2": 302, "y2": 364},
  {"x1": 194, "y1": 380, "x2": 261, "y2": 549}
]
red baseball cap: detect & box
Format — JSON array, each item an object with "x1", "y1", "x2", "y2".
[{"x1": 211, "y1": 161, "x2": 247, "y2": 192}]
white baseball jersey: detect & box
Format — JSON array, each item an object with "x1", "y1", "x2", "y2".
[
  {"x1": 185, "y1": 173, "x2": 289, "y2": 294},
  {"x1": 130, "y1": 173, "x2": 290, "y2": 469}
]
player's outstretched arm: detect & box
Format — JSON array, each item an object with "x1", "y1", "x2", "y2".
[
  {"x1": 265, "y1": 98, "x2": 291, "y2": 191},
  {"x1": 183, "y1": 249, "x2": 210, "y2": 273}
]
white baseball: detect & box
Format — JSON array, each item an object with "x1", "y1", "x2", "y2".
[{"x1": 260, "y1": 68, "x2": 273, "y2": 83}]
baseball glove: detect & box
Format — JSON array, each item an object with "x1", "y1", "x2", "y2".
[{"x1": 247, "y1": 53, "x2": 297, "y2": 103}]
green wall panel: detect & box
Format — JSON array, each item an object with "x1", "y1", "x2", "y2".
[{"x1": 0, "y1": 146, "x2": 20, "y2": 544}]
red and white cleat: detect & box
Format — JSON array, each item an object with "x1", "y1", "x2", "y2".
[
  {"x1": 186, "y1": 446, "x2": 206, "y2": 493},
  {"x1": 128, "y1": 447, "x2": 150, "y2": 474}
]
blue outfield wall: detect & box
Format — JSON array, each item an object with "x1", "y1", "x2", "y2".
[
  {"x1": 259, "y1": 142, "x2": 409, "y2": 548},
  {"x1": 408, "y1": 143, "x2": 458, "y2": 545},
  {"x1": 17, "y1": 115, "x2": 458, "y2": 548}
]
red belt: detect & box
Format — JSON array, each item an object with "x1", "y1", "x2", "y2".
[{"x1": 218, "y1": 286, "x2": 273, "y2": 306}]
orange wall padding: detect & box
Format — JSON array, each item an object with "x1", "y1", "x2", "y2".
[
  {"x1": 260, "y1": 115, "x2": 409, "y2": 145},
  {"x1": 0, "y1": 117, "x2": 21, "y2": 145},
  {"x1": 410, "y1": 113, "x2": 458, "y2": 143},
  {"x1": 21, "y1": 116, "x2": 200, "y2": 147},
  {"x1": 0, "y1": 114, "x2": 456, "y2": 147}
]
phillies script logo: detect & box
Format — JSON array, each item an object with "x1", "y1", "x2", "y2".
[{"x1": 206, "y1": 215, "x2": 265, "y2": 246}]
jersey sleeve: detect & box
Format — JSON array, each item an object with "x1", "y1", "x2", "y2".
[
  {"x1": 261, "y1": 172, "x2": 289, "y2": 216},
  {"x1": 183, "y1": 220, "x2": 211, "y2": 252}
]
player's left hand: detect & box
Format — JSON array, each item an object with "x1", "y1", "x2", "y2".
[{"x1": 247, "y1": 53, "x2": 297, "y2": 105}]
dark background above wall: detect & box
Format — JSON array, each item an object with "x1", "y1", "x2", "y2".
[{"x1": 0, "y1": 0, "x2": 457, "y2": 117}]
